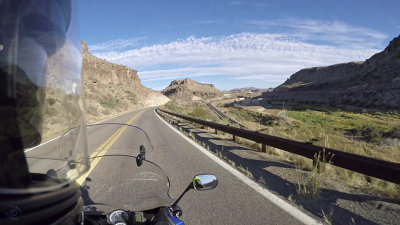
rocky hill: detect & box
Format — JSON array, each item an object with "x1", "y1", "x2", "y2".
[
  {"x1": 43, "y1": 41, "x2": 169, "y2": 138},
  {"x1": 162, "y1": 78, "x2": 222, "y2": 102},
  {"x1": 263, "y1": 35, "x2": 400, "y2": 111},
  {"x1": 81, "y1": 41, "x2": 170, "y2": 122}
]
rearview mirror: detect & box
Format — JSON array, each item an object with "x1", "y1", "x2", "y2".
[
  {"x1": 136, "y1": 145, "x2": 146, "y2": 166},
  {"x1": 192, "y1": 174, "x2": 218, "y2": 191},
  {"x1": 171, "y1": 174, "x2": 218, "y2": 213}
]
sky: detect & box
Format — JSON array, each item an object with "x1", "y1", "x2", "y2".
[{"x1": 78, "y1": 0, "x2": 400, "y2": 91}]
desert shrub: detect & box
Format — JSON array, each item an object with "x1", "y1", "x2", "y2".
[
  {"x1": 387, "y1": 126, "x2": 400, "y2": 139},
  {"x1": 102, "y1": 109, "x2": 110, "y2": 115},
  {"x1": 164, "y1": 101, "x2": 181, "y2": 112},
  {"x1": 126, "y1": 92, "x2": 137, "y2": 104},
  {"x1": 47, "y1": 98, "x2": 56, "y2": 106},
  {"x1": 99, "y1": 97, "x2": 118, "y2": 108},
  {"x1": 188, "y1": 107, "x2": 207, "y2": 118},
  {"x1": 87, "y1": 105, "x2": 99, "y2": 117},
  {"x1": 352, "y1": 124, "x2": 383, "y2": 142}
]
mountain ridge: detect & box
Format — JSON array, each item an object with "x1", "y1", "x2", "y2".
[{"x1": 263, "y1": 35, "x2": 400, "y2": 110}]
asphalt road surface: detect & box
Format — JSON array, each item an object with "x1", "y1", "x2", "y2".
[{"x1": 26, "y1": 108, "x2": 312, "y2": 225}]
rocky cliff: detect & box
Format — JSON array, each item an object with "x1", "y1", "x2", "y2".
[
  {"x1": 162, "y1": 78, "x2": 222, "y2": 102},
  {"x1": 43, "y1": 41, "x2": 170, "y2": 138},
  {"x1": 82, "y1": 41, "x2": 169, "y2": 122},
  {"x1": 263, "y1": 35, "x2": 400, "y2": 110}
]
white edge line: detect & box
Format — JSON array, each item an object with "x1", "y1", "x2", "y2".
[
  {"x1": 24, "y1": 135, "x2": 61, "y2": 153},
  {"x1": 24, "y1": 110, "x2": 137, "y2": 153},
  {"x1": 154, "y1": 109, "x2": 322, "y2": 225}
]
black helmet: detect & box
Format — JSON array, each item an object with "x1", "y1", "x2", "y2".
[{"x1": 0, "y1": 0, "x2": 89, "y2": 224}]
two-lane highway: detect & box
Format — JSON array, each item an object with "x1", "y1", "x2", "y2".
[{"x1": 26, "y1": 108, "x2": 319, "y2": 225}]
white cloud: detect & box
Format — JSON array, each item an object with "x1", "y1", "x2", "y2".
[
  {"x1": 90, "y1": 29, "x2": 382, "y2": 89},
  {"x1": 246, "y1": 18, "x2": 388, "y2": 49},
  {"x1": 88, "y1": 38, "x2": 142, "y2": 52}
]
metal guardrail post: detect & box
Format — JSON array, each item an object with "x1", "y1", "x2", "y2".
[{"x1": 262, "y1": 144, "x2": 266, "y2": 153}]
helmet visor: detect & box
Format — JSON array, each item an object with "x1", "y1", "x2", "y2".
[{"x1": 0, "y1": 0, "x2": 89, "y2": 193}]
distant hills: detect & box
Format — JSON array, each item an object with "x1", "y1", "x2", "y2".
[
  {"x1": 230, "y1": 87, "x2": 265, "y2": 92},
  {"x1": 263, "y1": 35, "x2": 400, "y2": 111}
]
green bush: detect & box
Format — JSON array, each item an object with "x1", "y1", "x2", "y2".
[
  {"x1": 99, "y1": 97, "x2": 118, "y2": 108},
  {"x1": 47, "y1": 98, "x2": 56, "y2": 106},
  {"x1": 164, "y1": 101, "x2": 181, "y2": 112},
  {"x1": 356, "y1": 124, "x2": 383, "y2": 142},
  {"x1": 387, "y1": 126, "x2": 400, "y2": 139},
  {"x1": 126, "y1": 92, "x2": 137, "y2": 104},
  {"x1": 188, "y1": 107, "x2": 207, "y2": 119}
]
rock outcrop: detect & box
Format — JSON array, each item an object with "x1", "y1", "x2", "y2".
[
  {"x1": 263, "y1": 35, "x2": 400, "y2": 110},
  {"x1": 162, "y1": 78, "x2": 222, "y2": 101}
]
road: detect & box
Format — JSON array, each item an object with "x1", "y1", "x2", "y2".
[
  {"x1": 26, "y1": 108, "x2": 315, "y2": 225},
  {"x1": 207, "y1": 102, "x2": 248, "y2": 129}
]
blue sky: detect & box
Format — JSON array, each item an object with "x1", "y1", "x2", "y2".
[{"x1": 78, "y1": 0, "x2": 400, "y2": 90}]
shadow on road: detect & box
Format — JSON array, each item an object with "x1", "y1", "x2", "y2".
[{"x1": 80, "y1": 177, "x2": 106, "y2": 215}]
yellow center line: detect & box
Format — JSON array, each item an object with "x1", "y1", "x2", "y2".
[{"x1": 76, "y1": 110, "x2": 144, "y2": 185}]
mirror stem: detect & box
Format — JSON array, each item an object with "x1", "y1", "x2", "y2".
[{"x1": 171, "y1": 183, "x2": 193, "y2": 208}]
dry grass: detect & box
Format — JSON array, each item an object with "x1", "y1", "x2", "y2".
[
  {"x1": 234, "y1": 137, "x2": 262, "y2": 151},
  {"x1": 296, "y1": 150, "x2": 333, "y2": 199},
  {"x1": 237, "y1": 164, "x2": 254, "y2": 178},
  {"x1": 257, "y1": 176, "x2": 266, "y2": 185},
  {"x1": 321, "y1": 208, "x2": 334, "y2": 225}
]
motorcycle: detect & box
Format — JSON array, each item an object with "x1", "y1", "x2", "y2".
[{"x1": 59, "y1": 123, "x2": 218, "y2": 225}]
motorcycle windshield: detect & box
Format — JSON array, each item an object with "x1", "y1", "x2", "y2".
[{"x1": 60, "y1": 123, "x2": 174, "y2": 214}]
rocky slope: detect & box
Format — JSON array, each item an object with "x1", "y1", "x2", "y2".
[
  {"x1": 81, "y1": 41, "x2": 170, "y2": 122},
  {"x1": 162, "y1": 78, "x2": 222, "y2": 102},
  {"x1": 263, "y1": 35, "x2": 400, "y2": 110},
  {"x1": 43, "y1": 41, "x2": 170, "y2": 137}
]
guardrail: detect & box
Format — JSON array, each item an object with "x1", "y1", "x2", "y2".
[
  {"x1": 206, "y1": 103, "x2": 248, "y2": 129},
  {"x1": 157, "y1": 108, "x2": 400, "y2": 184}
]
